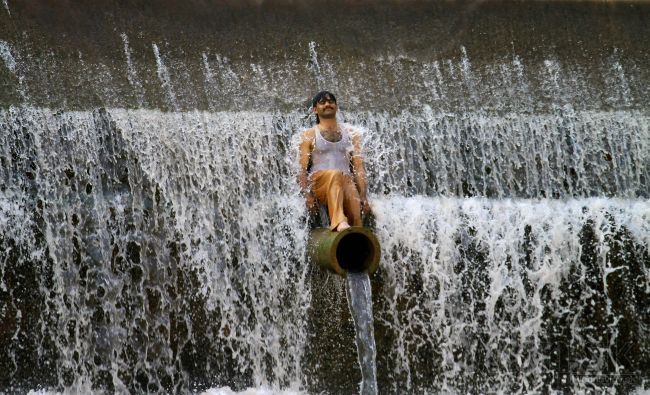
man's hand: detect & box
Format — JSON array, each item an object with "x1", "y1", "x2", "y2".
[
  {"x1": 306, "y1": 193, "x2": 318, "y2": 214},
  {"x1": 298, "y1": 129, "x2": 316, "y2": 214},
  {"x1": 361, "y1": 198, "x2": 372, "y2": 216}
]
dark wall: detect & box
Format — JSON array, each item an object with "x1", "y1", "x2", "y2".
[{"x1": 0, "y1": 0, "x2": 648, "y2": 111}]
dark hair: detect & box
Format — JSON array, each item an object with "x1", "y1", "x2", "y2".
[
  {"x1": 312, "y1": 91, "x2": 336, "y2": 107},
  {"x1": 311, "y1": 91, "x2": 336, "y2": 124}
]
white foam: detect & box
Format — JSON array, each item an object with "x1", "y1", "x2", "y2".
[{"x1": 0, "y1": 40, "x2": 16, "y2": 72}]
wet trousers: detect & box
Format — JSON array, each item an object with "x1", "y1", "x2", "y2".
[{"x1": 311, "y1": 169, "x2": 362, "y2": 230}]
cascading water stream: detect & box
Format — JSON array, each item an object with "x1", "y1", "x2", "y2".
[
  {"x1": 346, "y1": 272, "x2": 378, "y2": 395},
  {"x1": 1, "y1": 104, "x2": 648, "y2": 394}
]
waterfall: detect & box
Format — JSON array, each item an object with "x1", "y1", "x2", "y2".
[
  {"x1": 2, "y1": 106, "x2": 647, "y2": 393},
  {"x1": 0, "y1": 108, "x2": 313, "y2": 393},
  {"x1": 1, "y1": 1, "x2": 649, "y2": 393},
  {"x1": 372, "y1": 196, "x2": 648, "y2": 393}
]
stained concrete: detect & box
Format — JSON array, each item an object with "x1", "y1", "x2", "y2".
[{"x1": 0, "y1": 0, "x2": 648, "y2": 112}]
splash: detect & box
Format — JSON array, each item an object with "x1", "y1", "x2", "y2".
[
  {"x1": 0, "y1": 40, "x2": 16, "y2": 72},
  {"x1": 201, "y1": 52, "x2": 217, "y2": 110},
  {"x1": 152, "y1": 43, "x2": 178, "y2": 110},
  {"x1": 308, "y1": 41, "x2": 325, "y2": 89},
  {"x1": 121, "y1": 33, "x2": 145, "y2": 106},
  {"x1": 606, "y1": 49, "x2": 632, "y2": 108}
]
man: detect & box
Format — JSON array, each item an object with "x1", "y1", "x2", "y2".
[{"x1": 298, "y1": 91, "x2": 371, "y2": 231}]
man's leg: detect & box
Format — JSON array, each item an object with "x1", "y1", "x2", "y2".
[
  {"x1": 342, "y1": 177, "x2": 362, "y2": 226},
  {"x1": 311, "y1": 170, "x2": 350, "y2": 231}
]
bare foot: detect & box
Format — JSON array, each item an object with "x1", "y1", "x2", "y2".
[{"x1": 335, "y1": 221, "x2": 351, "y2": 232}]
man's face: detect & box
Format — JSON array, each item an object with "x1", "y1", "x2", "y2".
[{"x1": 313, "y1": 96, "x2": 337, "y2": 119}]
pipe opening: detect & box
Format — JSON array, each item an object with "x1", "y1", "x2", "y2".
[{"x1": 336, "y1": 232, "x2": 376, "y2": 273}]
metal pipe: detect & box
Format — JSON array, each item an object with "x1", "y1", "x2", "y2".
[{"x1": 308, "y1": 227, "x2": 380, "y2": 276}]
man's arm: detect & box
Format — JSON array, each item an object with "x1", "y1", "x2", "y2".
[
  {"x1": 350, "y1": 131, "x2": 371, "y2": 215},
  {"x1": 298, "y1": 129, "x2": 317, "y2": 212}
]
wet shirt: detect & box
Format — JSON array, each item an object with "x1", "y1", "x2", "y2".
[{"x1": 310, "y1": 124, "x2": 355, "y2": 175}]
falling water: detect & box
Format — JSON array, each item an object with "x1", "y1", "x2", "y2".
[
  {"x1": 372, "y1": 196, "x2": 649, "y2": 393},
  {"x1": 0, "y1": 40, "x2": 15, "y2": 73},
  {"x1": 308, "y1": 42, "x2": 326, "y2": 90},
  {"x1": 152, "y1": 43, "x2": 178, "y2": 111},
  {"x1": 120, "y1": 34, "x2": 145, "y2": 107},
  {"x1": 3, "y1": 105, "x2": 646, "y2": 393},
  {"x1": 346, "y1": 272, "x2": 378, "y2": 395}
]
